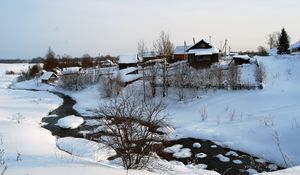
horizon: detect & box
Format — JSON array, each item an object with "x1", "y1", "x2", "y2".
[{"x1": 0, "y1": 0, "x2": 299, "y2": 59}]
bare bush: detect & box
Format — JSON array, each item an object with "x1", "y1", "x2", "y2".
[
  {"x1": 58, "y1": 72, "x2": 96, "y2": 91},
  {"x1": 272, "y1": 130, "x2": 293, "y2": 167},
  {"x1": 99, "y1": 72, "x2": 124, "y2": 98},
  {"x1": 0, "y1": 135, "x2": 7, "y2": 175},
  {"x1": 229, "y1": 64, "x2": 241, "y2": 89},
  {"x1": 171, "y1": 63, "x2": 191, "y2": 101},
  {"x1": 95, "y1": 94, "x2": 169, "y2": 170},
  {"x1": 255, "y1": 62, "x2": 266, "y2": 86}
]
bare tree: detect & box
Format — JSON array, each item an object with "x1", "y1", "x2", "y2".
[
  {"x1": 153, "y1": 31, "x2": 175, "y2": 62},
  {"x1": 95, "y1": 94, "x2": 169, "y2": 170},
  {"x1": 172, "y1": 63, "x2": 191, "y2": 101},
  {"x1": 266, "y1": 32, "x2": 280, "y2": 49},
  {"x1": 137, "y1": 40, "x2": 148, "y2": 102}
]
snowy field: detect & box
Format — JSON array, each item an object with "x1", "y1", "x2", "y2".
[
  {"x1": 0, "y1": 65, "x2": 219, "y2": 175},
  {"x1": 6, "y1": 54, "x2": 300, "y2": 174}
]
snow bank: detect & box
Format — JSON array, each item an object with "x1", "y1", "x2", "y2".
[
  {"x1": 57, "y1": 137, "x2": 116, "y2": 161},
  {"x1": 56, "y1": 115, "x2": 84, "y2": 129}
]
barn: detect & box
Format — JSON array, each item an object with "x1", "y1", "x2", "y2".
[
  {"x1": 186, "y1": 40, "x2": 221, "y2": 68},
  {"x1": 41, "y1": 71, "x2": 58, "y2": 84}
]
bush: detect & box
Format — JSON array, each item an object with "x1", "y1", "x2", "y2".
[
  {"x1": 255, "y1": 62, "x2": 266, "y2": 85},
  {"x1": 99, "y1": 72, "x2": 124, "y2": 98},
  {"x1": 58, "y1": 72, "x2": 95, "y2": 91},
  {"x1": 5, "y1": 70, "x2": 16, "y2": 75},
  {"x1": 257, "y1": 46, "x2": 269, "y2": 56},
  {"x1": 95, "y1": 94, "x2": 169, "y2": 170}
]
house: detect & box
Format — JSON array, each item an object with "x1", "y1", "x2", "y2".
[
  {"x1": 173, "y1": 45, "x2": 192, "y2": 61},
  {"x1": 229, "y1": 55, "x2": 257, "y2": 65},
  {"x1": 186, "y1": 40, "x2": 221, "y2": 68},
  {"x1": 41, "y1": 71, "x2": 58, "y2": 84},
  {"x1": 118, "y1": 54, "x2": 139, "y2": 69},
  {"x1": 140, "y1": 51, "x2": 159, "y2": 63},
  {"x1": 61, "y1": 67, "x2": 82, "y2": 75},
  {"x1": 290, "y1": 40, "x2": 300, "y2": 52}
]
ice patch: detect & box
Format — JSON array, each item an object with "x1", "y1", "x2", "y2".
[{"x1": 210, "y1": 145, "x2": 217, "y2": 148}]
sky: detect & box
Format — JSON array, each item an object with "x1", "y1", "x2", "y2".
[{"x1": 0, "y1": 0, "x2": 299, "y2": 59}]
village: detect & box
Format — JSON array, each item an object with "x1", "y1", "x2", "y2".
[{"x1": 1, "y1": 1, "x2": 300, "y2": 174}]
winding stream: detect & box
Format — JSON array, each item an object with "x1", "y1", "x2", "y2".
[{"x1": 42, "y1": 91, "x2": 282, "y2": 175}]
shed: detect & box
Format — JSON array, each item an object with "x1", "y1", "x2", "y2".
[
  {"x1": 186, "y1": 40, "x2": 221, "y2": 68},
  {"x1": 41, "y1": 71, "x2": 58, "y2": 84}
]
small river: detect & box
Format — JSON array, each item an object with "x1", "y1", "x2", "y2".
[{"x1": 42, "y1": 91, "x2": 282, "y2": 175}]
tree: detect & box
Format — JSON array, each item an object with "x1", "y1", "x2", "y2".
[
  {"x1": 81, "y1": 54, "x2": 93, "y2": 68},
  {"x1": 277, "y1": 28, "x2": 290, "y2": 54},
  {"x1": 266, "y1": 32, "x2": 280, "y2": 49},
  {"x1": 257, "y1": 46, "x2": 269, "y2": 56},
  {"x1": 153, "y1": 31, "x2": 175, "y2": 62},
  {"x1": 95, "y1": 94, "x2": 169, "y2": 170},
  {"x1": 43, "y1": 47, "x2": 59, "y2": 71},
  {"x1": 29, "y1": 64, "x2": 42, "y2": 77}
]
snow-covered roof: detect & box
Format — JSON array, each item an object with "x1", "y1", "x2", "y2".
[
  {"x1": 174, "y1": 45, "x2": 192, "y2": 55},
  {"x1": 142, "y1": 51, "x2": 159, "y2": 58},
  {"x1": 62, "y1": 67, "x2": 81, "y2": 74},
  {"x1": 118, "y1": 54, "x2": 138, "y2": 64},
  {"x1": 291, "y1": 40, "x2": 300, "y2": 49},
  {"x1": 187, "y1": 39, "x2": 220, "y2": 56},
  {"x1": 233, "y1": 55, "x2": 251, "y2": 60},
  {"x1": 40, "y1": 71, "x2": 57, "y2": 80},
  {"x1": 188, "y1": 47, "x2": 219, "y2": 56}
]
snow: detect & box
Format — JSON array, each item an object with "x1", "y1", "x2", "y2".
[
  {"x1": 232, "y1": 159, "x2": 243, "y2": 164},
  {"x1": 0, "y1": 64, "x2": 160, "y2": 175},
  {"x1": 225, "y1": 151, "x2": 239, "y2": 157},
  {"x1": 173, "y1": 148, "x2": 192, "y2": 159},
  {"x1": 259, "y1": 166, "x2": 300, "y2": 175},
  {"x1": 57, "y1": 137, "x2": 116, "y2": 161},
  {"x1": 188, "y1": 47, "x2": 219, "y2": 56},
  {"x1": 62, "y1": 67, "x2": 81, "y2": 74},
  {"x1": 216, "y1": 154, "x2": 230, "y2": 162},
  {"x1": 247, "y1": 168, "x2": 258, "y2": 174},
  {"x1": 233, "y1": 54, "x2": 251, "y2": 60},
  {"x1": 56, "y1": 115, "x2": 84, "y2": 129},
  {"x1": 195, "y1": 153, "x2": 207, "y2": 159},
  {"x1": 192, "y1": 142, "x2": 201, "y2": 148},
  {"x1": 163, "y1": 144, "x2": 183, "y2": 154},
  {"x1": 118, "y1": 54, "x2": 138, "y2": 64},
  {"x1": 6, "y1": 54, "x2": 300, "y2": 174}
]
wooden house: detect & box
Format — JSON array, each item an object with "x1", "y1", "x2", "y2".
[
  {"x1": 118, "y1": 54, "x2": 140, "y2": 69},
  {"x1": 41, "y1": 71, "x2": 58, "y2": 84},
  {"x1": 186, "y1": 40, "x2": 221, "y2": 68}
]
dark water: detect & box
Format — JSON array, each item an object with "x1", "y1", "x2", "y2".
[{"x1": 42, "y1": 92, "x2": 282, "y2": 175}]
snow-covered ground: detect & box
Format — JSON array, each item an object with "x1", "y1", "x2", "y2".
[
  {"x1": 7, "y1": 54, "x2": 300, "y2": 174},
  {"x1": 0, "y1": 64, "x2": 162, "y2": 175},
  {"x1": 1, "y1": 64, "x2": 220, "y2": 174}
]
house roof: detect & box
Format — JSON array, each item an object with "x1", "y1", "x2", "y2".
[
  {"x1": 174, "y1": 45, "x2": 192, "y2": 55},
  {"x1": 62, "y1": 67, "x2": 81, "y2": 74},
  {"x1": 291, "y1": 40, "x2": 300, "y2": 49},
  {"x1": 187, "y1": 39, "x2": 220, "y2": 56},
  {"x1": 41, "y1": 71, "x2": 57, "y2": 80},
  {"x1": 118, "y1": 54, "x2": 138, "y2": 64}
]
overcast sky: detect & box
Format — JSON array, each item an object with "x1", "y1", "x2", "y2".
[{"x1": 0, "y1": 0, "x2": 299, "y2": 59}]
